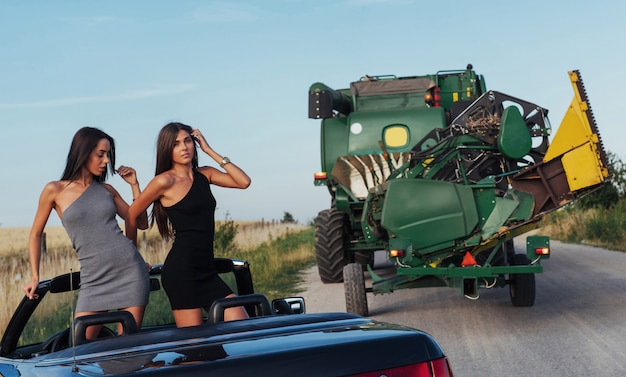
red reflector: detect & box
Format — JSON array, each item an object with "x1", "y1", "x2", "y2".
[
  {"x1": 347, "y1": 357, "x2": 452, "y2": 377},
  {"x1": 535, "y1": 247, "x2": 550, "y2": 255},
  {"x1": 314, "y1": 172, "x2": 327, "y2": 179},
  {"x1": 461, "y1": 251, "x2": 477, "y2": 266},
  {"x1": 389, "y1": 249, "x2": 404, "y2": 257}
]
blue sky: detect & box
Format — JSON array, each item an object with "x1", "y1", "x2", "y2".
[{"x1": 1, "y1": 1, "x2": 625, "y2": 228}]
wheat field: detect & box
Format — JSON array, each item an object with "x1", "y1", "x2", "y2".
[{"x1": 0, "y1": 220, "x2": 306, "y2": 337}]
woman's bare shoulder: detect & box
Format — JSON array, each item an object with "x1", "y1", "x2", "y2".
[
  {"x1": 154, "y1": 171, "x2": 177, "y2": 186},
  {"x1": 38, "y1": 180, "x2": 71, "y2": 205},
  {"x1": 41, "y1": 180, "x2": 67, "y2": 194}
]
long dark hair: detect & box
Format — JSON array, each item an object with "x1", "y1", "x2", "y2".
[
  {"x1": 152, "y1": 122, "x2": 198, "y2": 240},
  {"x1": 61, "y1": 127, "x2": 116, "y2": 182}
]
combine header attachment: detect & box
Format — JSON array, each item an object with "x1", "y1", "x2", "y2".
[{"x1": 309, "y1": 67, "x2": 609, "y2": 315}]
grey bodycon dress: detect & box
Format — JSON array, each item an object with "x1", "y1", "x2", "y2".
[{"x1": 62, "y1": 181, "x2": 149, "y2": 313}]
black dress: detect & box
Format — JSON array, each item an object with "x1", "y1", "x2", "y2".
[{"x1": 162, "y1": 170, "x2": 233, "y2": 310}]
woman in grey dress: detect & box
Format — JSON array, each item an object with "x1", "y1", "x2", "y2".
[{"x1": 23, "y1": 127, "x2": 150, "y2": 339}]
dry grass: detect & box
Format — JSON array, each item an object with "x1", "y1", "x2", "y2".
[
  {"x1": 233, "y1": 220, "x2": 307, "y2": 250},
  {"x1": 0, "y1": 242, "x2": 79, "y2": 339},
  {"x1": 0, "y1": 226, "x2": 72, "y2": 257},
  {"x1": 0, "y1": 221, "x2": 307, "y2": 339}
]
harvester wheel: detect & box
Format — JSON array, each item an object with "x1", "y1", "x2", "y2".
[
  {"x1": 344, "y1": 262, "x2": 368, "y2": 316},
  {"x1": 315, "y1": 208, "x2": 347, "y2": 283},
  {"x1": 509, "y1": 254, "x2": 536, "y2": 307}
]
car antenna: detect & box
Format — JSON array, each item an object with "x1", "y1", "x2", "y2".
[{"x1": 70, "y1": 268, "x2": 78, "y2": 373}]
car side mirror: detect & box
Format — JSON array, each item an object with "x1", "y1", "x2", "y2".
[{"x1": 272, "y1": 297, "x2": 306, "y2": 315}]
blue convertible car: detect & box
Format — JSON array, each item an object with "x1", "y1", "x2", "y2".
[{"x1": 0, "y1": 259, "x2": 453, "y2": 376}]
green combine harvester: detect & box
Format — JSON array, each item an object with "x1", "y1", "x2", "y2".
[{"x1": 308, "y1": 65, "x2": 609, "y2": 315}]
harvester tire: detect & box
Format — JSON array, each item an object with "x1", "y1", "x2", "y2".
[
  {"x1": 344, "y1": 262, "x2": 368, "y2": 316},
  {"x1": 509, "y1": 253, "x2": 536, "y2": 307},
  {"x1": 315, "y1": 208, "x2": 347, "y2": 283}
]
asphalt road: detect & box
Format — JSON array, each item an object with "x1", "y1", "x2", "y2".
[{"x1": 299, "y1": 239, "x2": 626, "y2": 377}]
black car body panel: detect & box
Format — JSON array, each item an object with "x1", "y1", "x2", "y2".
[{"x1": 0, "y1": 259, "x2": 450, "y2": 376}]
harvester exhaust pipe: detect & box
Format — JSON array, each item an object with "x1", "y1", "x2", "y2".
[{"x1": 308, "y1": 82, "x2": 353, "y2": 119}]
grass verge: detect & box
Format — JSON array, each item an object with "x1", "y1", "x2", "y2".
[
  {"x1": 539, "y1": 200, "x2": 626, "y2": 252},
  {"x1": 219, "y1": 227, "x2": 316, "y2": 300}
]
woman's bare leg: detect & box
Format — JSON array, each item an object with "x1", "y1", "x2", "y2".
[
  {"x1": 223, "y1": 294, "x2": 249, "y2": 321},
  {"x1": 74, "y1": 311, "x2": 104, "y2": 340},
  {"x1": 172, "y1": 308, "x2": 204, "y2": 328},
  {"x1": 118, "y1": 305, "x2": 146, "y2": 334}
]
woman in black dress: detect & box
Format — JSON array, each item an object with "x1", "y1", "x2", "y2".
[{"x1": 127, "y1": 122, "x2": 251, "y2": 327}]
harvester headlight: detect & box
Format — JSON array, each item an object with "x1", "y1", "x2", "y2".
[{"x1": 383, "y1": 125, "x2": 409, "y2": 148}]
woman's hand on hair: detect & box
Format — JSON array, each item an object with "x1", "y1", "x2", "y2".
[
  {"x1": 117, "y1": 165, "x2": 139, "y2": 186},
  {"x1": 190, "y1": 129, "x2": 212, "y2": 151}
]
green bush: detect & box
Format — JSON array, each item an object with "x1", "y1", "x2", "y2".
[
  {"x1": 583, "y1": 200, "x2": 626, "y2": 244},
  {"x1": 542, "y1": 198, "x2": 626, "y2": 251},
  {"x1": 214, "y1": 217, "x2": 239, "y2": 254}
]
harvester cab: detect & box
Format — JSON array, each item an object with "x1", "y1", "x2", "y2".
[{"x1": 308, "y1": 66, "x2": 609, "y2": 316}]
